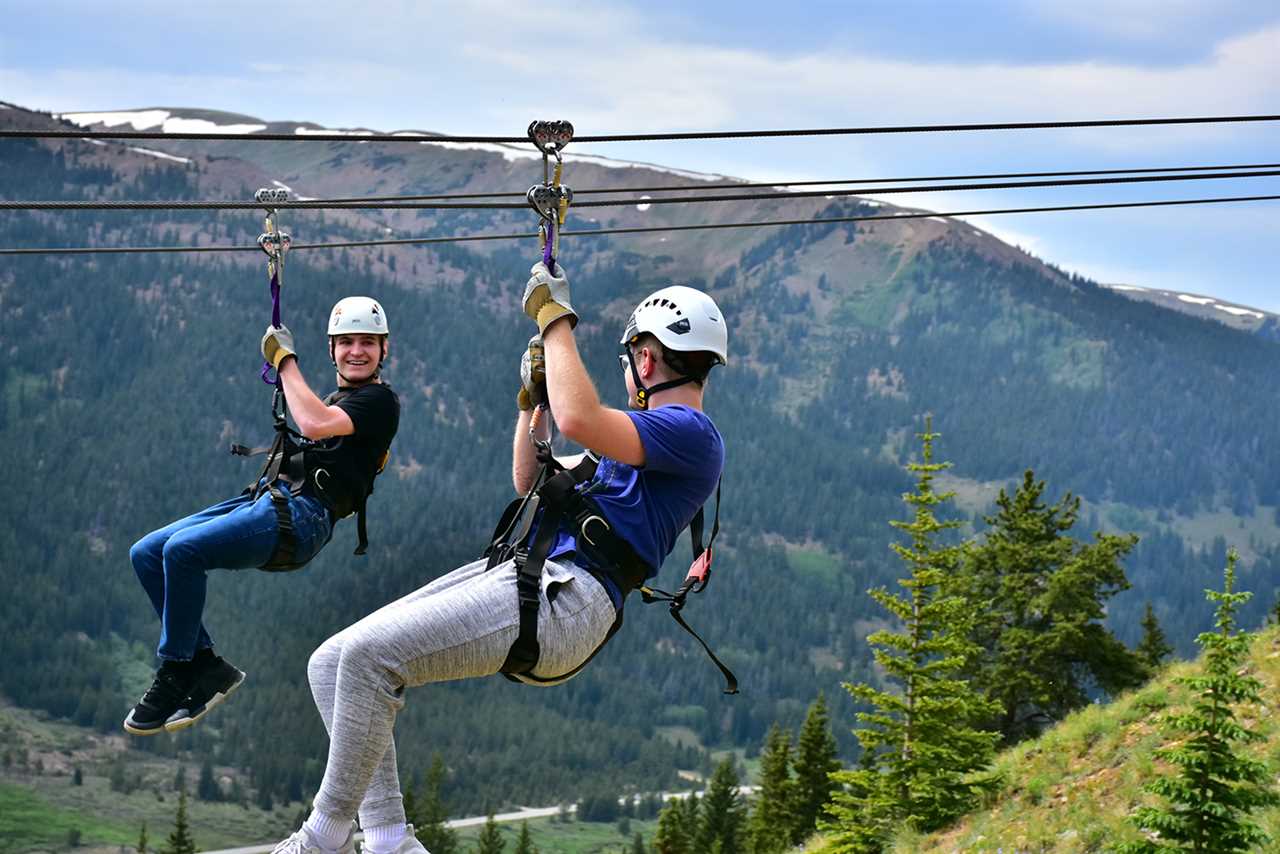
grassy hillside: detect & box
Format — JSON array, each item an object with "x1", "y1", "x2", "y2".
[{"x1": 805, "y1": 624, "x2": 1280, "y2": 852}]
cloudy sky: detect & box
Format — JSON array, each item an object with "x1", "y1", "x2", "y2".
[{"x1": 3, "y1": 1, "x2": 1278, "y2": 307}]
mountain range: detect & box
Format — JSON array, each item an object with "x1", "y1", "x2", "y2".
[{"x1": 2, "y1": 100, "x2": 1278, "y2": 820}]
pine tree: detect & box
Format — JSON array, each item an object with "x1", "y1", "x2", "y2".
[
  {"x1": 161, "y1": 789, "x2": 196, "y2": 854},
  {"x1": 956, "y1": 470, "x2": 1147, "y2": 743},
  {"x1": 72, "y1": 766, "x2": 83, "y2": 786},
  {"x1": 513, "y1": 821, "x2": 536, "y2": 854},
  {"x1": 746, "y1": 724, "x2": 795, "y2": 854},
  {"x1": 1136, "y1": 602, "x2": 1174, "y2": 672},
  {"x1": 791, "y1": 692, "x2": 840, "y2": 845},
  {"x1": 197, "y1": 759, "x2": 220, "y2": 802},
  {"x1": 631, "y1": 830, "x2": 647, "y2": 854},
  {"x1": 1117, "y1": 549, "x2": 1280, "y2": 853},
  {"x1": 825, "y1": 423, "x2": 1001, "y2": 853},
  {"x1": 413, "y1": 755, "x2": 460, "y2": 854},
  {"x1": 473, "y1": 813, "x2": 505, "y2": 854},
  {"x1": 653, "y1": 798, "x2": 692, "y2": 854},
  {"x1": 696, "y1": 759, "x2": 745, "y2": 854},
  {"x1": 136, "y1": 821, "x2": 148, "y2": 854}
]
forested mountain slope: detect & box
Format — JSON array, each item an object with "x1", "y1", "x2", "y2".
[{"x1": 2, "y1": 102, "x2": 1278, "y2": 814}]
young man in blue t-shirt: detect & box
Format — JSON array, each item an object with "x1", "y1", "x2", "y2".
[{"x1": 272, "y1": 265, "x2": 727, "y2": 854}]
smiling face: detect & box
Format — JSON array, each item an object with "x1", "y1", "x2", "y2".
[{"x1": 332, "y1": 333, "x2": 386, "y2": 385}]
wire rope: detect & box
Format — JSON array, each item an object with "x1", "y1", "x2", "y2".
[
  {"x1": 2, "y1": 194, "x2": 1274, "y2": 256},
  {"x1": 5, "y1": 168, "x2": 1277, "y2": 212},
  {"x1": 3, "y1": 113, "x2": 1278, "y2": 144}
]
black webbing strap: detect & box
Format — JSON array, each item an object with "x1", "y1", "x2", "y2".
[
  {"x1": 354, "y1": 500, "x2": 369, "y2": 556},
  {"x1": 500, "y1": 471, "x2": 577, "y2": 675},
  {"x1": 260, "y1": 484, "x2": 301, "y2": 572},
  {"x1": 230, "y1": 414, "x2": 305, "y2": 572},
  {"x1": 640, "y1": 479, "x2": 737, "y2": 694},
  {"x1": 645, "y1": 588, "x2": 738, "y2": 694}
]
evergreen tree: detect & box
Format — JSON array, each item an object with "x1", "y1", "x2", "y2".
[
  {"x1": 197, "y1": 759, "x2": 220, "y2": 802},
  {"x1": 1117, "y1": 549, "x2": 1280, "y2": 853},
  {"x1": 631, "y1": 830, "x2": 647, "y2": 854},
  {"x1": 72, "y1": 766, "x2": 83, "y2": 786},
  {"x1": 513, "y1": 821, "x2": 536, "y2": 854},
  {"x1": 746, "y1": 724, "x2": 795, "y2": 854},
  {"x1": 653, "y1": 798, "x2": 692, "y2": 854},
  {"x1": 696, "y1": 759, "x2": 745, "y2": 854},
  {"x1": 473, "y1": 814, "x2": 505, "y2": 854},
  {"x1": 956, "y1": 470, "x2": 1147, "y2": 743},
  {"x1": 826, "y1": 423, "x2": 1000, "y2": 853},
  {"x1": 1136, "y1": 602, "x2": 1174, "y2": 672},
  {"x1": 414, "y1": 755, "x2": 460, "y2": 854},
  {"x1": 136, "y1": 821, "x2": 148, "y2": 854},
  {"x1": 161, "y1": 789, "x2": 196, "y2": 854},
  {"x1": 791, "y1": 692, "x2": 840, "y2": 845}
]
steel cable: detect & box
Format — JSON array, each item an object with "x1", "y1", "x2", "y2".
[
  {"x1": 3, "y1": 113, "x2": 1278, "y2": 143},
  {"x1": 2, "y1": 194, "x2": 1275, "y2": 256},
  {"x1": 4, "y1": 168, "x2": 1278, "y2": 212}
]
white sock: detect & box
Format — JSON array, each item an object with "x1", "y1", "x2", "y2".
[
  {"x1": 364, "y1": 823, "x2": 408, "y2": 852},
  {"x1": 302, "y1": 810, "x2": 351, "y2": 851}
]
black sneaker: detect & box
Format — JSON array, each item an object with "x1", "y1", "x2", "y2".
[
  {"x1": 124, "y1": 661, "x2": 195, "y2": 736},
  {"x1": 163, "y1": 655, "x2": 245, "y2": 733}
]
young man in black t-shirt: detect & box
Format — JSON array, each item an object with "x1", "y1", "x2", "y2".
[{"x1": 124, "y1": 296, "x2": 400, "y2": 736}]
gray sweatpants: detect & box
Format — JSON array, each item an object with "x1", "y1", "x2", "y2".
[{"x1": 307, "y1": 556, "x2": 617, "y2": 827}]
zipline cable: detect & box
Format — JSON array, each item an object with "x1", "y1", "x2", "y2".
[
  {"x1": 2, "y1": 193, "x2": 1275, "y2": 256},
  {"x1": 3, "y1": 113, "x2": 1279, "y2": 143},
  {"x1": 5, "y1": 168, "x2": 1279, "y2": 212},
  {"x1": 154, "y1": 162, "x2": 1280, "y2": 204}
]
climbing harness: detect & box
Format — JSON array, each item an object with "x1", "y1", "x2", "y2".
[
  {"x1": 487, "y1": 122, "x2": 735, "y2": 692},
  {"x1": 229, "y1": 189, "x2": 386, "y2": 567},
  {"x1": 526, "y1": 120, "x2": 574, "y2": 275},
  {"x1": 483, "y1": 443, "x2": 736, "y2": 693}
]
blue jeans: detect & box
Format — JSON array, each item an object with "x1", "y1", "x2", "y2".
[{"x1": 130, "y1": 483, "x2": 334, "y2": 661}]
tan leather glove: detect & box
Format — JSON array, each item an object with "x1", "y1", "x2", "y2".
[
  {"x1": 522, "y1": 262, "x2": 577, "y2": 335},
  {"x1": 261, "y1": 324, "x2": 297, "y2": 370},
  {"x1": 517, "y1": 335, "x2": 546, "y2": 411}
]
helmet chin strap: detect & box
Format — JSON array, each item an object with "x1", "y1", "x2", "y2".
[
  {"x1": 625, "y1": 344, "x2": 694, "y2": 411},
  {"x1": 332, "y1": 338, "x2": 387, "y2": 386}
]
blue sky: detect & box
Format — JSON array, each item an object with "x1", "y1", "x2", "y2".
[{"x1": 3, "y1": 1, "x2": 1278, "y2": 307}]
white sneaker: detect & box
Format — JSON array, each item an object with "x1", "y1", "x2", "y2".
[
  {"x1": 271, "y1": 824, "x2": 356, "y2": 854},
  {"x1": 361, "y1": 825, "x2": 428, "y2": 854}
]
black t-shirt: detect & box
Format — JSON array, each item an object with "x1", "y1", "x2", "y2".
[{"x1": 302, "y1": 383, "x2": 400, "y2": 517}]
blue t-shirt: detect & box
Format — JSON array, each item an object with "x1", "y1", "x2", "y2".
[{"x1": 541, "y1": 405, "x2": 724, "y2": 605}]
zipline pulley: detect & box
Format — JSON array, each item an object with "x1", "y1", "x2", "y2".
[{"x1": 526, "y1": 120, "x2": 574, "y2": 275}]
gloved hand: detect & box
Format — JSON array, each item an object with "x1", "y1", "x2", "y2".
[
  {"x1": 261, "y1": 324, "x2": 297, "y2": 370},
  {"x1": 517, "y1": 335, "x2": 546, "y2": 411},
  {"x1": 522, "y1": 261, "x2": 577, "y2": 334}
]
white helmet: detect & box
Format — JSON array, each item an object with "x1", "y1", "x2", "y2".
[
  {"x1": 328, "y1": 296, "x2": 389, "y2": 337},
  {"x1": 621, "y1": 285, "x2": 728, "y2": 366}
]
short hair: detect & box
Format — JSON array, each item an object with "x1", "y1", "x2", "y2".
[{"x1": 630, "y1": 333, "x2": 716, "y2": 387}]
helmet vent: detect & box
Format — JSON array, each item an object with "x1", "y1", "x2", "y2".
[{"x1": 667, "y1": 318, "x2": 692, "y2": 335}]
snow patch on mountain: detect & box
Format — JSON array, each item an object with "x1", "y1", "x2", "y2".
[
  {"x1": 1213, "y1": 304, "x2": 1265, "y2": 319},
  {"x1": 59, "y1": 110, "x2": 265, "y2": 134}
]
